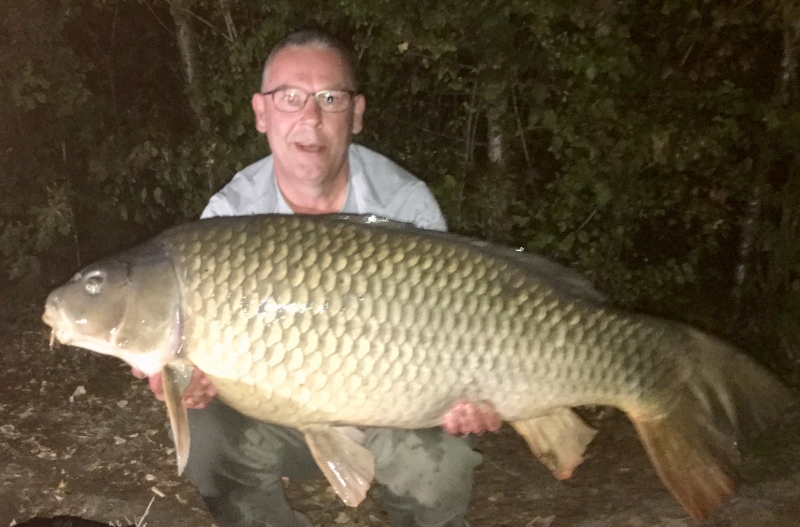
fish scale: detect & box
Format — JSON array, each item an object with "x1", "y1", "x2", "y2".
[{"x1": 42, "y1": 213, "x2": 795, "y2": 519}]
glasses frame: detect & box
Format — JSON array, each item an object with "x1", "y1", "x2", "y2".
[{"x1": 261, "y1": 87, "x2": 357, "y2": 113}]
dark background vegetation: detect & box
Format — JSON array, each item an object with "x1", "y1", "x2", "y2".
[{"x1": 3, "y1": 0, "x2": 800, "y2": 381}]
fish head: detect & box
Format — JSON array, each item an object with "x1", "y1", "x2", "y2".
[{"x1": 42, "y1": 243, "x2": 182, "y2": 376}]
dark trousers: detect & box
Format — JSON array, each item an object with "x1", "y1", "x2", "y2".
[{"x1": 184, "y1": 401, "x2": 481, "y2": 527}]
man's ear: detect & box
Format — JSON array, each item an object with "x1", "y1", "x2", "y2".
[
  {"x1": 252, "y1": 92, "x2": 268, "y2": 133},
  {"x1": 351, "y1": 94, "x2": 366, "y2": 135}
]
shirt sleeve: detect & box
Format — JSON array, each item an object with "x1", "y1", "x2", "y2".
[
  {"x1": 199, "y1": 156, "x2": 275, "y2": 219},
  {"x1": 349, "y1": 144, "x2": 448, "y2": 232},
  {"x1": 402, "y1": 182, "x2": 448, "y2": 232},
  {"x1": 200, "y1": 193, "x2": 236, "y2": 219}
]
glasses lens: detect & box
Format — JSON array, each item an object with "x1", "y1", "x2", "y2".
[
  {"x1": 269, "y1": 88, "x2": 353, "y2": 113},
  {"x1": 314, "y1": 91, "x2": 352, "y2": 112},
  {"x1": 272, "y1": 88, "x2": 306, "y2": 112}
]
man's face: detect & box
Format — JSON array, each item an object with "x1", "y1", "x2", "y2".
[{"x1": 252, "y1": 46, "x2": 365, "y2": 188}]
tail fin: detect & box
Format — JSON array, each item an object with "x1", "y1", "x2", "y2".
[{"x1": 632, "y1": 328, "x2": 795, "y2": 521}]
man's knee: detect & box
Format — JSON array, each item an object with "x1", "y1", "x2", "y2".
[
  {"x1": 182, "y1": 404, "x2": 318, "y2": 527},
  {"x1": 183, "y1": 403, "x2": 315, "y2": 494},
  {"x1": 183, "y1": 403, "x2": 245, "y2": 494},
  {"x1": 366, "y1": 428, "x2": 481, "y2": 526}
]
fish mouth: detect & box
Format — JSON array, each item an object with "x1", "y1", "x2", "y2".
[
  {"x1": 41, "y1": 301, "x2": 58, "y2": 328},
  {"x1": 42, "y1": 301, "x2": 72, "y2": 345},
  {"x1": 41, "y1": 300, "x2": 93, "y2": 349}
]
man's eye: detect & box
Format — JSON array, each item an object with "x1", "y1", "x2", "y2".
[{"x1": 283, "y1": 90, "x2": 301, "y2": 103}]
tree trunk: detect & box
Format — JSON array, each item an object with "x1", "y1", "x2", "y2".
[
  {"x1": 732, "y1": 179, "x2": 763, "y2": 313},
  {"x1": 218, "y1": 0, "x2": 238, "y2": 44},
  {"x1": 168, "y1": 0, "x2": 209, "y2": 131},
  {"x1": 486, "y1": 101, "x2": 506, "y2": 172},
  {"x1": 480, "y1": 83, "x2": 513, "y2": 241},
  {"x1": 780, "y1": 1, "x2": 800, "y2": 106}
]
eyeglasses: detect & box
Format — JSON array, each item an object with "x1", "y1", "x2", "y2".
[{"x1": 261, "y1": 87, "x2": 356, "y2": 113}]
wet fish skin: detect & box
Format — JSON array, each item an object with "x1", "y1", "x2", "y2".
[
  {"x1": 170, "y1": 217, "x2": 640, "y2": 421},
  {"x1": 42, "y1": 214, "x2": 795, "y2": 520}
]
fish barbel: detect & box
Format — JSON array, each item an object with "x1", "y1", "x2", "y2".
[{"x1": 42, "y1": 214, "x2": 794, "y2": 520}]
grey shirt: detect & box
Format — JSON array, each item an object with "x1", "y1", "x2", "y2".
[{"x1": 201, "y1": 144, "x2": 446, "y2": 231}]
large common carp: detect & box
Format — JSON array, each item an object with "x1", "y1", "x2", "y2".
[{"x1": 42, "y1": 214, "x2": 794, "y2": 521}]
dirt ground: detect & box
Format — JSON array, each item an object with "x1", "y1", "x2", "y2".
[{"x1": 2, "y1": 304, "x2": 799, "y2": 527}]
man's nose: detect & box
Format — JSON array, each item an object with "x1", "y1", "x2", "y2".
[{"x1": 298, "y1": 94, "x2": 323, "y2": 122}]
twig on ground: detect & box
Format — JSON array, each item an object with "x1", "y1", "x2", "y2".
[{"x1": 136, "y1": 496, "x2": 155, "y2": 527}]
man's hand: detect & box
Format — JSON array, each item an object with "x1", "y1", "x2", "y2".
[
  {"x1": 132, "y1": 366, "x2": 496, "y2": 426},
  {"x1": 441, "y1": 400, "x2": 502, "y2": 436},
  {"x1": 131, "y1": 366, "x2": 217, "y2": 409}
]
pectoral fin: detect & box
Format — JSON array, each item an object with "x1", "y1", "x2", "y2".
[
  {"x1": 162, "y1": 362, "x2": 192, "y2": 475},
  {"x1": 512, "y1": 407, "x2": 597, "y2": 479},
  {"x1": 303, "y1": 424, "x2": 375, "y2": 507}
]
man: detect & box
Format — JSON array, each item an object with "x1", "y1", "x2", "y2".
[{"x1": 136, "y1": 30, "x2": 498, "y2": 527}]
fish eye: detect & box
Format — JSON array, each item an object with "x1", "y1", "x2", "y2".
[{"x1": 84, "y1": 270, "x2": 106, "y2": 295}]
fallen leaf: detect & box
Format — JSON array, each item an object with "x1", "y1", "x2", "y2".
[
  {"x1": 1, "y1": 424, "x2": 17, "y2": 436},
  {"x1": 526, "y1": 516, "x2": 555, "y2": 527}
]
